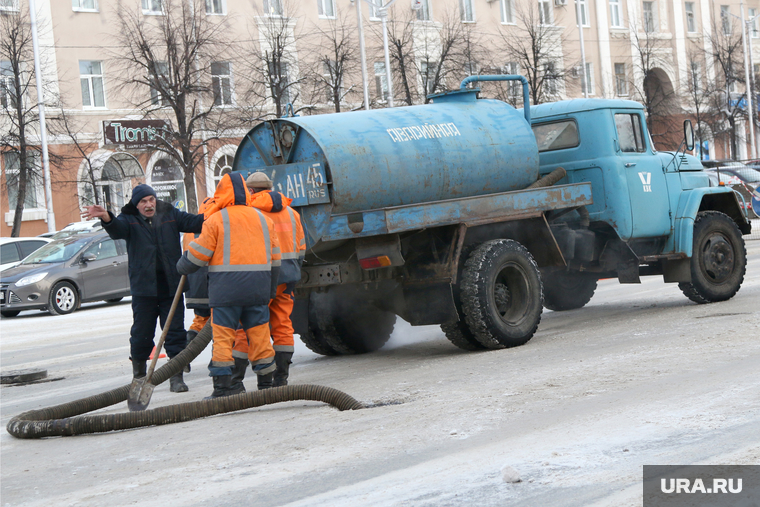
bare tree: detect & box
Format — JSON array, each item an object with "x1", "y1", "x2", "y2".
[
  {"x1": 381, "y1": 9, "x2": 417, "y2": 106},
  {"x1": 111, "y1": 0, "x2": 232, "y2": 213},
  {"x1": 706, "y1": 14, "x2": 747, "y2": 158},
  {"x1": 239, "y1": 0, "x2": 307, "y2": 119},
  {"x1": 306, "y1": 8, "x2": 359, "y2": 113},
  {"x1": 681, "y1": 44, "x2": 718, "y2": 159},
  {"x1": 48, "y1": 107, "x2": 101, "y2": 207},
  {"x1": 628, "y1": 21, "x2": 681, "y2": 145},
  {"x1": 497, "y1": 2, "x2": 568, "y2": 105},
  {"x1": 0, "y1": 5, "x2": 51, "y2": 236}
]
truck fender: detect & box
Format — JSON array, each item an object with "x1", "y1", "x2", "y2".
[{"x1": 672, "y1": 187, "x2": 750, "y2": 258}]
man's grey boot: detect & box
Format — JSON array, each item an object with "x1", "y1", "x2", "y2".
[
  {"x1": 272, "y1": 351, "x2": 293, "y2": 387},
  {"x1": 132, "y1": 359, "x2": 147, "y2": 379},
  {"x1": 204, "y1": 375, "x2": 233, "y2": 399},
  {"x1": 257, "y1": 372, "x2": 274, "y2": 390},
  {"x1": 170, "y1": 371, "x2": 189, "y2": 393},
  {"x1": 229, "y1": 358, "x2": 248, "y2": 395}
]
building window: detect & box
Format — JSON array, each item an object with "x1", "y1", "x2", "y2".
[
  {"x1": 268, "y1": 61, "x2": 290, "y2": 104},
  {"x1": 538, "y1": 0, "x2": 553, "y2": 25},
  {"x1": 420, "y1": 60, "x2": 439, "y2": 95},
  {"x1": 582, "y1": 63, "x2": 594, "y2": 95},
  {"x1": 205, "y1": 0, "x2": 224, "y2": 15},
  {"x1": 416, "y1": 0, "x2": 431, "y2": 21},
  {"x1": 576, "y1": 0, "x2": 589, "y2": 26},
  {"x1": 643, "y1": 1, "x2": 656, "y2": 32},
  {"x1": 317, "y1": 0, "x2": 335, "y2": 18},
  {"x1": 214, "y1": 154, "x2": 234, "y2": 188},
  {"x1": 0, "y1": 0, "x2": 19, "y2": 12},
  {"x1": 609, "y1": 0, "x2": 621, "y2": 27},
  {"x1": 142, "y1": 0, "x2": 163, "y2": 15},
  {"x1": 4, "y1": 151, "x2": 43, "y2": 209},
  {"x1": 374, "y1": 62, "x2": 388, "y2": 102},
  {"x1": 505, "y1": 61, "x2": 521, "y2": 98},
  {"x1": 749, "y1": 8, "x2": 758, "y2": 38},
  {"x1": 684, "y1": 2, "x2": 695, "y2": 32},
  {"x1": 149, "y1": 61, "x2": 169, "y2": 107},
  {"x1": 1, "y1": 60, "x2": 18, "y2": 110},
  {"x1": 543, "y1": 63, "x2": 558, "y2": 95},
  {"x1": 720, "y1": 5, "x2": 730, "y2": 35},
  {"x1": 690, "y1": 61, "x2": 700, "y2": 93},
  {"x1": 211, "y1": 61, "x2": 233, "y2": 106},
  {"x1": 500, "y1": 0, "x2": 514, "y2": 23},
  {"x1": 151, "y1": 159, "x2": 187, "y2": 211},
  {"x1": 80, "y1": 60, "x2": 105, "y2": 108},
  {"x1": 264, "y1": 0, "x2": 283, "y2": 16},
  {"x1": 460, "y1": 0, "x2": 475, "y2": 22},
  {"x1": 72, "y1": 0, "x2": 97, "y2": 12},
  {"x1": 615, "y1": 63, "x2": 627, "y2": 95}
]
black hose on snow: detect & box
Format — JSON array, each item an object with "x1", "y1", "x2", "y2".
[{"x1": 6, "y1": 321, "x2": 364, "y2": 439}]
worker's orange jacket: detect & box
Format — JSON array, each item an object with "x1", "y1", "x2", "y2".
[
  {"x1": 178, "y1": 173, "x2": 281, "y2": 307},
  {"x1": 182, "y1": 197, "x2": 214, "y2": 309},
  {"x1": 250, "y1": 190, "x2": 305, "y2": 285}
]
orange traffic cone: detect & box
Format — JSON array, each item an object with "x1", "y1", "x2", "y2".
[{"x1": 149, "y1": 346, "x2": 167, "y2": 360}]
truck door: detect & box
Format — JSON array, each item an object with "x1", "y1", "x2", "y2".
[{"x1": 614, "y1": 112, "x2": 671, "y2": 238}]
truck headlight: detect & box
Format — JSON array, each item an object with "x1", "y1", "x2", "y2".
[{"x1": 16, "y1": 272, "x2": 49, "y2": 287}]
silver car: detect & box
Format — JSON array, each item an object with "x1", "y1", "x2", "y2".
[{"x1": 0, "y1": 231, "x2": 130, "y2": 317}]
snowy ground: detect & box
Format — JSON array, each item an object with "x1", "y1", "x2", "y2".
[{"x1": 1, "y1": 241, "x2": 759, "y2": 507}]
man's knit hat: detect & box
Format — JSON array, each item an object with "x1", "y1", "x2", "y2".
[{"x1": 130, "y1": 184, "x2": 157, "y2": 206}]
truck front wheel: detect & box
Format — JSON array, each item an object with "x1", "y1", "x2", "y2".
[
  {"x1": 679, "y1": 211, "x2": 746, "y2": 304},
  {"x1": 541, "y1": 270, "x2": 598, "y2": 311},
  {"x1": 460, "y1": 239, "x2": 543, "y2": 349}
]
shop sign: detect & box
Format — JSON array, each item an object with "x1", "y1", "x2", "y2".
[{"x1": 102, "y1": 120, "x2": 170, "y2": 148}]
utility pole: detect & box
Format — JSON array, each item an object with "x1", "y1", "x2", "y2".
[
  {"x1": 575, "y1": 0, "x2": 588, "y2": 98},
  {"x1": 359, "y1": 0, "x2": 399, "y2": 107},
  {"x1": 740, "y1": 1, "x2": 757, "y2": 159},
  {"x1": 354, "y1": 0, "x2": 370, "y2": 110},
  {"x1": 28, "y1": 0, "x2": 56, "y2": 232}
]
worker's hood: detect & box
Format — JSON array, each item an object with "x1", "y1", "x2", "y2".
[
  {"x1": 204, "y1": 174, "x2": 250, "y2": 218},
  {"x1": 251, "y1": 190, "x2": 292, "y2": 213}
]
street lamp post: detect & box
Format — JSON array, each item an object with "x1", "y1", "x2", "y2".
[
  {"x1": 355, "y1": 0, "x2": 399, "y2": 108},
  {"x1": 738, "y1": 1, "x2": 758, "y2": 159},
  {"x1": 575, "y1": 0, "x2": 588, "y2": 98},
  {"x1": 353, "y1": 0, "x2": 371, "y2": 110}
]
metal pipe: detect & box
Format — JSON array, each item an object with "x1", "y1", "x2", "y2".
[
  {"x1": 459, "y1": 75, "x2": 531, "y2": 123},
  {"x1": 379, "y1": 7, "x2": 394, "y2": 107},
  {"x1": 28, "y1": 0, "x2": 56, "y2": 233},
  {"x1": 575, "y1": 0, "x2": 588, "y2": 98},
  {"x1": 740, "y1": 0, "x2": 756, "y2": 159}
]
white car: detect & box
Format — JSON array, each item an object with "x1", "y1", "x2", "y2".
[{"x1": 0, "y1": 237, "x2": 53, "y2": 272}]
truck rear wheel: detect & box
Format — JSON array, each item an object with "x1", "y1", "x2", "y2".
[
  {"x1": 541, "y1": 270, "x2": 598, "y2": 311},
  {"x1": 679, "y1": 211, "x2": 746, "y2": 304},
  {"x1": 460, "y1": 239, "x2": 543, "y2": 349},
  {"x1": 310, "y1": 292, "x2": 395, "y2": 354},
  {"x1": 441, "y1": 321, "x2": 487, "y2": 351}
]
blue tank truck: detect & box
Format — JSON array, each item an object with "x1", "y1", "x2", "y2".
[{"x1": 232, "y1": 75, "x2": 751, "y2": 355}]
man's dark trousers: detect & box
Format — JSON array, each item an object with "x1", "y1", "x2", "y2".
[{"x1": 130, "y1": 290, "x2": 187, "y2": 361}]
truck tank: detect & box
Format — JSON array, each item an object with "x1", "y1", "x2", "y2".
[{"x1": 233, "y1": 89, "x2": 539, "y2": 249}]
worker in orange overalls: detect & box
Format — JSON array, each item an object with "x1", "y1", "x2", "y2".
[
  {"x1": 181, "y1": 197, "x2": 215, "y2": 368},
  {"x1": 177, "y1": 173, "x2": 281, "y2": 398},
  {"x1": 229, "y1": 171, "x2": 305, "y2": 391}
]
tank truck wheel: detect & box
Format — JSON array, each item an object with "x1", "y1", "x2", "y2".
[
  {"x1": 460, "y1": 240, "x2": 543, "y2": 349},
  {"x1": 678, "y1": 211, "x2": 746, "y2": 304},
  {"x1": 48, "y1": 281, "x2": 79, "y2": 316},
  {"x1": 541, "y1": 270, "x2": 598, "y2": 311},
  {"x1": 441, "y1": 321, "x2": 487, "y2": 351},
  {"x1": 298, "y1": 296, "x2": 340, "y2": 356},
  {"x1": 311, "y1": 292, "x2": 395, "y2": 354}
]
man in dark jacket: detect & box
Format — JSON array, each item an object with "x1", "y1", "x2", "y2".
[{"x1": 82, "y1": 184, "x2": 204, "y2": 393}]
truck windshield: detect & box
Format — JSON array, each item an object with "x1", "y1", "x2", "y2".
[
  {"x1": 615, "y1": 113, "x2": 646, "y2": 152},
  {"x1": 532, "y1": 120, "x2": 580, "y2": 152}
]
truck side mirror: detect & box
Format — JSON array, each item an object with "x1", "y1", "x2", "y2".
[{"x1": 683, "y1": 120, "x2": 694, "y2": 152}]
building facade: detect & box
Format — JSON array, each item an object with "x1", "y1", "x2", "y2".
[{"x1": 1, "y1": 0, "x2": 758, "y2": 236}]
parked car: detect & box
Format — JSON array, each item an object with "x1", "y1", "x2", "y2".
[
  {"x1": 702, "y1": 160, "x2": 760, "y2": 186},
  {"x1": 51, "y1": 221, "x2": 103, "y2": 240},
  {"x1": 0, "y1": 231, "x2": 130, "y2": 317},
  {"x1": 0, "y1": 237, "x2": 53, "y2": 272}
]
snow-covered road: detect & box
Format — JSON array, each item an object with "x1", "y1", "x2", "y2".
[{"x1": 1, "y1": 242, "x2": 759, "y2": 507}]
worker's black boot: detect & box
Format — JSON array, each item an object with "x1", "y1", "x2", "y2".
[
  {"x1": 272, "y1": 351, "x2": 293, "y2": 387},
  {"x1": 132, "y1": 359, "x2": 147, "y2": 379},
  {"x1": 205, "y1": 375, "x2": 233, "y2": 399},
  {"x1": 257, "y1": 372, "x2": 274, "y2": 390},
  {"x1": 186, "y1": 329, "x2": 198, "y2": 347},
  {"x1": 170, "y1": 371, "x2": 188, "y2": 393},
  {"x1": 229, "y1": 358, "x2": 248, "y2": 395}
]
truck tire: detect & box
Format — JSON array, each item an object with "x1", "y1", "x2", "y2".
[
  {"x1": 441, "y1": 321, "x2": 487, "y2": 351},
  {"x1": 678, "y1": 211, "x2": 746, "y2": 304},
  {"x1": 298, "y1": 327, "x2": 340, "y2": 356},
  {"x1": 311, "y1": 293, "x2": 395, "y2": 354},
  {"x1": 541, "y1": 271, "x2": 598, "y2": 311},
  {"x1": 460, "y1": 239, "x2": 543, "y2": 349}
]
